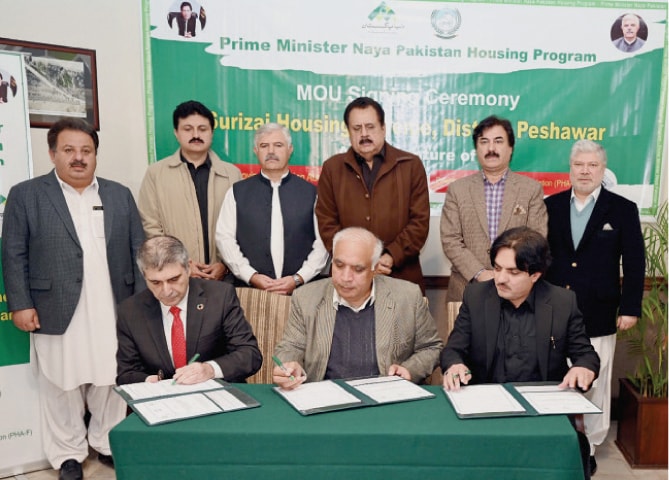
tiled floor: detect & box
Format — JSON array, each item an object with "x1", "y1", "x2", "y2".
[{"x1": 6, "y1": 421, "x2": 667, "y2": 479}]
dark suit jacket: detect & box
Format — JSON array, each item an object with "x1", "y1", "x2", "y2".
[
  {"x1": 1, "y1": 170, "x2": 145, "y2": 335},
  {"x1": 116, "y1": 278, "x2": 262, "y2": 385},
  {"x1": 544, "y1": 188, "x2": 645, "y2": 338},
  {"x1": 440, "y1": 280, "x2": 600, "y2": 383}
]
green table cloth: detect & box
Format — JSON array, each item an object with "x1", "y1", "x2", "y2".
[{"x1": 110, "y1": 384, "x2": 584, "y2": 480}]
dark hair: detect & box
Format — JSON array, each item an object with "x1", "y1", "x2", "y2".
[
  {"x1": 472, "y1": 115, "x2": 515, "y2": 149},
  {"x1": 180, "y1": 2, "x2": 192, "y2": 10},
  {"x1": 173, "y1": 100, "x2": 215, "y2": 129},
  {"x1": 490, "y1": 226, "x2": 551, "y2": 275},
  {"x1": 47, "y1": 118, "x2": 99, "y2": 153},
  {"x1": 343, "y1": 97, "x2": 385, "y2": 127}
]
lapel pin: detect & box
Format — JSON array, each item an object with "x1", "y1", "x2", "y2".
[{"x1": 196, "y1": 303, "x2": 204, "y2": 310}]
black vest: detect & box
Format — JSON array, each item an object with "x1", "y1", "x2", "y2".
[{"x1": 233, "y1": 173, "x2": 317, "y2": 278}]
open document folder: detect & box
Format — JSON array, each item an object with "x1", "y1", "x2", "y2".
[
  {"x1": 114, "y1": 379, "x2": 260, "y2": 426},
  {"x1": 274, "y1": 376, "x2": 435, "y2": 415},
  {"x1": 444, "y1": 382, "x2": 602, "y2": 419}
]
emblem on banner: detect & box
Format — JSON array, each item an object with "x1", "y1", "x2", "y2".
[
  {"x1": 431, "y1": 8, "x2": 461, "y2": 39},
  {"x1": 362, "y1": 2, "x2": 405, "y2": 33}
]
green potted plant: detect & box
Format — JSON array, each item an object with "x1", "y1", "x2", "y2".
[{"x1": 615, "y1": 201, "x2": 667, "y2": 468}]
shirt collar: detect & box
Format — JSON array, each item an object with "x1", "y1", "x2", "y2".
[
  {"x1": 501, "y1": 286, "x2": 536, "y2": 312},
  {"x1": 332, "y1": 279, "x2": 376, "y2": 313},
  {"x1": 54, "y1": 170, "x2": 98, "y2": 192},
  {"x1": 482, "y1": 168, "x2": 509, "y2": 185},
  {"x1": 260, "y1": 170, "x2": 289, "y2": 187},
  {"x1": 179, "y1": 151, "x2": 211, "y2": 169},
  {"x1": 571, "y1": 184, "x2": 601, "y2": 207},
  {"x1": 354, "y1": 145, "x2": 386, "y2": 165},
  {"x1": 159, "y1": 288, "x2": 190, "y2": 318}
]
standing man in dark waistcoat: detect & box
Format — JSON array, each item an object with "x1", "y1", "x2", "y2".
[{"x1": 216, "y1": 123, "x2": 328, "y2": 295}]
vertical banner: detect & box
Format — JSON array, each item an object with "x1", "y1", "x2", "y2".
[
  {"x1": 0, "y1": 51, "x2": 48, "y2": 477},
  {"x1": 143, "y1": 0, "x2": 667, "y2": 216}
]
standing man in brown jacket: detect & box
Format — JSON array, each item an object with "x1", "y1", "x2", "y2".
[{"x1": 316, "y1": 97, "x2": 430, "y2": 293}]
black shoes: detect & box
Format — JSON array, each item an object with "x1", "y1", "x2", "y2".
[
  {"x1": 59, "y1": 459, "x2": 83, "y2": 480},
  {"x1": 589, "y1": 455, "x2": 598, "y2": 476},
  {"x1": 97, "y1": 453, "x2": 114, "y2": 468}
]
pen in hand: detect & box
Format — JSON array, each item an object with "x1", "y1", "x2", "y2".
[
  {"x1": 272, "y1": 355, "x2": 295, "y2": 381},
  {"x1": 172, "y1": 353, "x2": 200, "y2": 385}
]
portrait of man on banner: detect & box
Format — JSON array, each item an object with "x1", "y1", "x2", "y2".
[{"x1": 167, "y1": 1, "x2": 207, "y2": 38}]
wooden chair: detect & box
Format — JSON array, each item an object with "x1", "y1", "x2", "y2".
[
  {"x1": 428, "y1": 301, "x2": 462, "y2": 386},
  {"x1": 235, "y1": 287, "x2": 291, "y2": 384}
]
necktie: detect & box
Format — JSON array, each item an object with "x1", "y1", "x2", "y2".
[{"x1": 170, "y1": 306, "x2": 187, "y2": 369}]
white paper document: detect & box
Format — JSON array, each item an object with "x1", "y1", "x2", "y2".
[
  {"x1": 205, "y1": 389, "x2": 249, "y2": 411},
  {"x1": 276, "y1": 380, "x2": 362, "y2": 412},
  {"x1": 445, "y1": 384, "x2": 526, "y2": 415},
  {"x1": 133, "y1": 393, "x2": 221, "y2": 425},
  {"x1": 117, "y1": 379, "x2": 223, "y2": 401},
  {"x1": 346, "y1": 376, "x2": 433, "y2": 403},
  {"x1": 514, "y1": 385, "x2": 602, "y2": 414}
]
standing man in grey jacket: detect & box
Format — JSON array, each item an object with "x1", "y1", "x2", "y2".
[{"x1": 2, "y1": 118, "x2": 145, "y2": 480}]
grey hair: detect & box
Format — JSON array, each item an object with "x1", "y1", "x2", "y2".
[
  {"x1": 254, "y1": 123, "x2": 292, "y2": 148},
  {"x1": 570, "y1": 139, "x2": 607, "y2": 165},
  {"x1": 136, "y1": 235, "x2": 190, "y2": 274},
  {"x1": 332, "y1": 227, "x2": 384, "y2": 270}
]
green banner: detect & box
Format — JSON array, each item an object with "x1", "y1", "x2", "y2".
[{"x1": 143, "y1": 0, "x2": 667, "y2": 214}]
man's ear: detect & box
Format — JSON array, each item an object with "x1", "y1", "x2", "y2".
[{"x1": 530, "y1": 271, "x2": 542, "y2": 283}]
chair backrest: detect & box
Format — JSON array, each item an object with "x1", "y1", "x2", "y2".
[
  {"x1": 428, "y1": 301, "x2": 463, "y2": 386},
  {"x1": 235, "y1": 287, "x2": 291, "y2": 384}
]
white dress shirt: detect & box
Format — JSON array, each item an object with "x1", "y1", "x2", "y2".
[
  {"x1": 158, "y1": 290, "x2": 223, "y2": 378},
  {"x1": 216, "y1": 171, "x2": 329, "y2": 284}
]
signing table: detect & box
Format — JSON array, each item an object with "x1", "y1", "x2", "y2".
[{"x1": 110, "y1": 384, "x2": 584, "y2": 480}]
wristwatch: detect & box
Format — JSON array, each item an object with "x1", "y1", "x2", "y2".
[{"x1": 292, "y1": 274, "x2": 303, "y2": 287}]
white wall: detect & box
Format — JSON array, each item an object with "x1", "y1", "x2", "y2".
[{"x1": 0, "y1": 0, "x2": 149, "y2": 196}]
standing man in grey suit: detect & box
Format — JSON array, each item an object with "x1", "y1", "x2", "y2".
[
  {"x1": 272, "y1": 227, "x2": 442, "y2": 389},
  {"x1": 544, "y1": 140, "x2": 645, "y2": 475},
  {"x1": 116, "y1": 235, "x2": 262, "y2": 386},
  {"x1": 2, "y1": 118, "x2": 145, "y2": 480},
  {"x1": 441, "y1": 115, "x2": 547, "y2": 302}
]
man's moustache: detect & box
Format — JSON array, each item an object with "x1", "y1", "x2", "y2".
[
  {"x1": 70, "y1": 161, "x2": 87, "y2": 168},
  {"x1": 189, "y1": 138, "x2": 204, "y2": 143}
]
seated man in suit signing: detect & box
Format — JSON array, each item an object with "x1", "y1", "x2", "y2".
[
  {"x1": 441, "y1": 226, "x2": 599, "y2": 479},
  {"x1": 273, "y1": 227, "x2": 442, "y2": 389},
  {"x1": 116, "y1": 235, "x2": 262, "y2": 385}
]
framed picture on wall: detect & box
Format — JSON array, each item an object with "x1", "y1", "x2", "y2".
[{"x1": 0, "y1": 37, "x2": 99, "y2": 130}]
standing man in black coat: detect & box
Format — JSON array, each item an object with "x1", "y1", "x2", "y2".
[{"x1": 544, "y1": 140, "x2": 645, "y2": 476}]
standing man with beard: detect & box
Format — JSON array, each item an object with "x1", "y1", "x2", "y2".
[
  {"x1": 138, "y1": 100, "x2": 241, "y2": 281},
  {"x1": 440, "y1": 115, "x2": 547, "y2": 302},
  {"x1": 316, "y1": 97, "x2": 430, "y2": 293}
]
